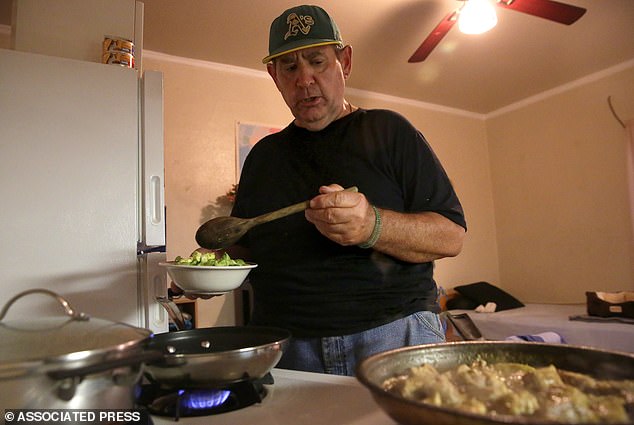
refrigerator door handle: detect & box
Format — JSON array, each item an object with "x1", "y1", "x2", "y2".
[
  {"x1": 150, "y1": 174, "x2": 162, "y2": 225},
  {"x1": 137, "y1": 243, "x2": 166, "y2": 256},
  {"x1": 141, "y1": 70, "x2": 166, "y2": 247},
  {"x1": 137, "y1": 250, "x2": 169, "y2": 333}
]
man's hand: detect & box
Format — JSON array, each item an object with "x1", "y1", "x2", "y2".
[
  {"x1": 304, "y1": 184, "x2": 375, "y2": 246},
  {"x1": 170, "y1": 281, "x2": 218, "y2": 300},
  {"x1": 304, "y1": 184, "x2": 465, "y2": 263}
]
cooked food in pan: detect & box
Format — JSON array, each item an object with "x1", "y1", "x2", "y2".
[{"x1": 383, "y1": 359, "x2": 634, "y2": 423}]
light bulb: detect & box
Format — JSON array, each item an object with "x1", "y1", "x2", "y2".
[{"x1": 458, "y1": 0, "x2": 498, "y2": 35}]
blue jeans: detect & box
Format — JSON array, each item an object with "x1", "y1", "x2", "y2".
[{"x1": 275, "y1": 311, "x2": 446, "y2": 376}]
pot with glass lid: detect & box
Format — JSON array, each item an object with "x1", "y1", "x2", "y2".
[{"x1": 0, "y1": 289, "x2": 160, "y2": 411}]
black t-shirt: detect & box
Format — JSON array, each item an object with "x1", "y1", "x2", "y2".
[{"x1": 232, "y1": 108, "x2": 466, "y2": 337}]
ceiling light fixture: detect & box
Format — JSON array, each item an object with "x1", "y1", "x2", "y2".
[{"x1": 458, "y1": 0, "x2": 498, "y2": 35}]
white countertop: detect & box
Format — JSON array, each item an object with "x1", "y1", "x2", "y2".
[{"x1": 151, "y1": 368, "x2": 396, "y2": 425}]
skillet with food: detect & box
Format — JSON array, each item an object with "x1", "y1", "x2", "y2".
[{"x1": 357, "y1": 341, "x2": 634, "y2": 425}]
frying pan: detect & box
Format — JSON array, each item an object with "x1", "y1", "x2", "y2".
[
  {"x1": 356, "y1": 341, "x2": 634, "y2": 425},
  {"x1": 144, "y1": 326, "x2": 290, "y2": 388}
]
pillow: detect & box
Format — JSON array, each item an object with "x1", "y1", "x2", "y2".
[{"x1": 452, "y1": 281, "x2": 524, "y2": 311}]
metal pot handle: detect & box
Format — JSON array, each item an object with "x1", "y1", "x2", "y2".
[
  {"x1": 0, "y1": 288, "x2": 89, "y2": 322},
  {"x1": 46, "y1": 350, "x2": 164, "y2": 380},
  {"x1": 441, "y1": 311, "x2": 485, "y2": 341},
  {"x1": 156, "y1": 296, "x2": 186, "y2": 331}
]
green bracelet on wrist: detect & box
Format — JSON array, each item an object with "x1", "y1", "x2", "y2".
[{"x1": 358, "y1": 205, "x2": 382, "y2": 249}]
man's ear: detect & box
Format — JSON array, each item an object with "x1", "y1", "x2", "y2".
[
  {"x1": 266, "y1": 62, "x2": 281, "y2": 90},
  {"x1": 340, "y1": 45, "x2": 353, "y2": 79}
]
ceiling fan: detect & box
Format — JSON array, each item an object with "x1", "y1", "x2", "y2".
[{"x1": 408, "y1": 0, "x2": 587, "y2": 62}]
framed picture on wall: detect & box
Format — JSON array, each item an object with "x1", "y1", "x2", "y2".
[{"x1": 235, "y1": 121, "x2": 281, "y2": 181}]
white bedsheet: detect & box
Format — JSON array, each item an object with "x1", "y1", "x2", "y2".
[{"x1": 449, "y1": 303, "x2": 634, "y2": 353}]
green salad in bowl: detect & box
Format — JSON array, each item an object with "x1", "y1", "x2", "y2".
[{"x1": 161, "y1": 251, "x2": 256, "y2": 295}]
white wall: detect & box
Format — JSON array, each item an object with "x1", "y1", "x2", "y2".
[
  {"x1": 10, "y1": 0, "x2": 142, "y2": 66},
  {"x1": 486, "y1": 64, "x2": 634, "y2": 302}
]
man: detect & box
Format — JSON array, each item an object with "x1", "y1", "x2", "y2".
[{"x1": 224, "y1": 5, "x2": 465, "y2": 376}]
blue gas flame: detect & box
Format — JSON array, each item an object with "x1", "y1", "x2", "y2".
[{"x1": 179, "y1": 389, "x2": 231, "y2": 410}]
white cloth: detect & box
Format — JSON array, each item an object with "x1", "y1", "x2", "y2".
[
  {"x1": 506, "y1": 331, "x2": 565, "y2": 344},
  {"x1": 475, "y1": 302, "x2": 497, "y2": 313}
]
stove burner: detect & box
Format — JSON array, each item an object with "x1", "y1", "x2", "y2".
[
  {"x1": 180, "y1": 388, "x2": 231, "y2": 409},
  {"x1": 138, "y1": 375, "x2": 271, "y2": 420}
]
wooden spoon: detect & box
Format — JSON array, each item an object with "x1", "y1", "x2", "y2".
[{"x1": 195, "y1": 186, "x2": 359, "y2": 249}]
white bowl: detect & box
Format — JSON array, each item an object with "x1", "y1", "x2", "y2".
[{"x1": 159, "y1": 261, "x2": 257, "y2": 295}]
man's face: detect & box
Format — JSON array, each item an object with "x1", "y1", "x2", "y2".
[{"x1": 267, "y1": 45, "x2": 352, "y2": 131}]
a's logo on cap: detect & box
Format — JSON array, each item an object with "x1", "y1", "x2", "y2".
[{"x1": 284, "y1": 13, "x2": 315, "y2": 40}]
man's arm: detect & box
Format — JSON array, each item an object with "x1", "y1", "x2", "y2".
[{"x1": 305, "y1": 184, "x2": 465, "y2": 263}]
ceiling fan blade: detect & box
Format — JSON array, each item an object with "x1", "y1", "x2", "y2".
[
  {"x1": 408, "y1": 10, "x2": 458, "y2": 63},
  {"x1": 496, "y1": 0, "x2": 586, "y2": 25}
]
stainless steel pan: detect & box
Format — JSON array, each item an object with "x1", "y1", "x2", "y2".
[
  {"x1": 144, "y1": 326, "x2": 290, "y2": 388},
  {"x1": 0, "y1": 289, "x2": 158, "y2": 412},
  {"x1": 356, "y1": 341, "x2": 634, "y2": 425}
]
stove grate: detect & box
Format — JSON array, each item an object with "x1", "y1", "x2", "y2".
[{"x1": 137, "y1": 374, "x2": 272, "y2": 419}]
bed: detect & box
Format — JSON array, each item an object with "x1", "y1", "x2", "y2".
[{"x1": 448, "y1": 303, "x2": 634, "y2": 353}]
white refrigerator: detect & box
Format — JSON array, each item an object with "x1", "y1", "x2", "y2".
[{"x1": 0, "y1": 48, "x2": 168, "y2": 333}]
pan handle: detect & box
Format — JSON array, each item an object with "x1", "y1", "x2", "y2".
[
  {"x1": 156, "y1": 296, "x2": 186, "y2": 331},
  {"x1": 442, "y1": 312, "x2": 485, "y2": 341},
  {"x1": 46, "y1": 350, "x2": 164, "y2": 380}
]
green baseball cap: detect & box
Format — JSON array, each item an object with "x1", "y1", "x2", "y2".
[{"x1": 262, "y1": 5, "x2": 343, "y2": 64}]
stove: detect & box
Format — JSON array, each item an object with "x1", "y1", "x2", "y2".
[
  {"x1": 138, "y1": 374, "x2": 271, "y2": 419},
  {"x1": 149, "y1": 368, "x2": 395, "y2": 425}
]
